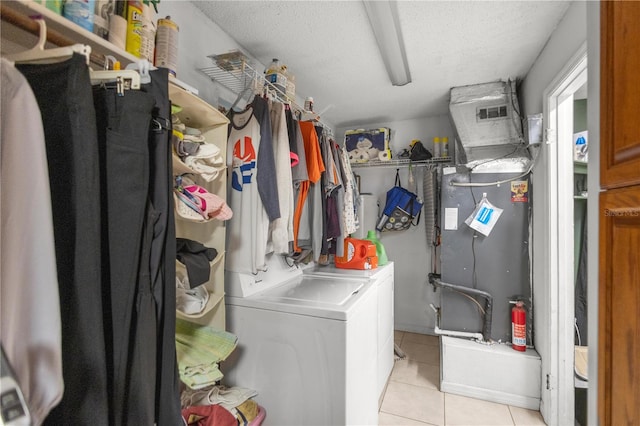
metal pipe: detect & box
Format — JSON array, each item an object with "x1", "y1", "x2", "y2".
[
  {"x1": 429, "y1": 304, "x2": 485, "y2": 340},
  {"x1": 429, "y1": 273, "x2": 493, "y2": 342},
  {"x1": 434, "y1": 325, "x2": 484, "y2": 341}
]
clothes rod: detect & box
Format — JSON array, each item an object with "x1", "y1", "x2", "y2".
[{"x1": 0, "y1": 4, "x2": 107, "y2": 68}]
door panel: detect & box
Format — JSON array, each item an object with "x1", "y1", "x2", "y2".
[
  {"x1": 600, "y1": 3, "x2": 640, "y2": 424},
  {"x1": 598, "y1": 187, "x2": 640, "y2": 425},
  {"x1": 600, "y1": 1, "x2": 640, "y2": 189}
]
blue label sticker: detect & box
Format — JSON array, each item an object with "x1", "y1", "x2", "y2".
[{"x1": 477, "y1": 206, "x2": 493, "y2": 225}]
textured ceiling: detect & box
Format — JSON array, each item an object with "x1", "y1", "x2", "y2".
[{"x1": 192, "y1": 1, "x2": 571, "y2": 129}]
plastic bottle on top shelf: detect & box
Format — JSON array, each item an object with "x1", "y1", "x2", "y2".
[
  {"x1": 285, "y1": 70, "x2": 296, "y2": 101},
  {"x1": 139, "y1": 2, "x2": 157, "y2": 63},
  {"x1": 37, "y1": 0, "x2": 63, "y2": 14},
  {"x1": 124, "y1": 0, "x2": 143, "y2": 57},
  {"x1": 304, "y1": 97, "x2": 314, "y2": 112},
  {"x1": 265, "y1": 58, "x2": 287, "y2": 94},
  {"x1": 442, "y1": 137, "x2": 449, "y2": 158},
  {"x1": 433, "y1": 137, "x2": 441, "y2": 158},
  {"x1": 63, "y1": 0, "x2": 95, "y2": 31}
]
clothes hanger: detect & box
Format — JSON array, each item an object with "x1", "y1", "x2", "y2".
[
  {"x1": 90, "y1": 55, "x2": 141, "y2": 94},
  {"x1": 6, "y1": 18, "x2": 91, "y2": 66},
  {"x1": 125, "y1": 59, "x2": 152, "y2": 84},
  {"x1": 90, "y1": 69, "x2": 140, "y2": 93}
]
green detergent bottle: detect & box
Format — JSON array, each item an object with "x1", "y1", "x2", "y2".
[{"x1": 366, "y1": 230, "x2": 388, "y2": 266}]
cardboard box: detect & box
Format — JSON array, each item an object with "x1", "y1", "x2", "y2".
[{"x1": 344, "y1": 128, "x2": 391, "y2": 163}]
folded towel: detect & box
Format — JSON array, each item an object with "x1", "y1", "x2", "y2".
[
  {"x1": 176, "y1": 320, "x2": 238, "y2": 389},
  {"x1": 181, "y1": 385, "x2": 257, "y2": 411}
]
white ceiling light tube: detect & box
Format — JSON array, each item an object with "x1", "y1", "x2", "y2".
[{"x1": 363, "y1": 0, "x2": 412, "y2": 86}]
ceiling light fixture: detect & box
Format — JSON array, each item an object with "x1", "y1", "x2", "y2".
[{"x1": 363, "y1": 0, "x2": 412, "y2": 86}]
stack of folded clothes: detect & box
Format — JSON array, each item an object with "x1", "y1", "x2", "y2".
[
  {"x1": 181, "y1": 384, "x2": 266, "y2": 426},
  {"x1": 175, "y1": 319, "x2": 237, "y2": 390}
]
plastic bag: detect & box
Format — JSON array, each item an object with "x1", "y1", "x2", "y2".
[
  {"x1": 409, "y1": 140, "x2": 432, "y2": 161},
  {"x1": 464, "y1": 193, "x2": 503, "y2": 236}
]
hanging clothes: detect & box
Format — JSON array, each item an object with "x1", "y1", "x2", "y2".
[
  {"x1": 327, "y1": 137, "x2": 346, "y2": 257},
  {"x1": 268, "y1": 100, "x2": 294, "y2": 254},
  {"x1": 317, "y1": 129, "x2": 334, "y2": 262},
  {"x1": 16, "y1": 53, "x2": 110, "y2": 426},
  {"x1": 142, "y1": 67, "x2": 182, "y2": 426},
  {"x1": 249, "y1": 95, "x2": 280, "y2": 221},
  {"x1": 289, "y1": 116, "x2": 308, "y2": 184},
  {"x1": 338, "y1": 143, "x2": 358, "y2": 236},
  {"x1": 285, "y1": 106, "x2": 300, "y2": 166},
  {"x1": 13, "y1": 54, "x2": 182, "y2": 426},
  {"x1": 292, "y1": 121, "x2": 325, "y2": 254},
  {"x1": 93, "y1": 84, "x2": 158, "y2": 426},
  {"x1": 226, "y1": 96, "x2": 279, "y2": 274},
  {"x1": 0, "y1": 58, "x2": 63, "y2": 426}
]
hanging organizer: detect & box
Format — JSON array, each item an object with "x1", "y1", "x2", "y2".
[{"x1": 200, "y1": 51, "x2": 332, "y2": 134}]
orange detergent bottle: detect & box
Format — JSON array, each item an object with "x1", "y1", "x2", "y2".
[{"x1": 335, "y1": 238, "x2": 378, "y2": 270}]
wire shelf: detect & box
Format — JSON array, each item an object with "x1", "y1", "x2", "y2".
[
  {"x1": 350, "y1": 157, "x2": 452, "y2": 169},
  {"x1": 200, "y1": 52, "x2": 261, "y2": 103},
  {"x1": 200, "y1": 52, "x2": 332, "y2": 132}
]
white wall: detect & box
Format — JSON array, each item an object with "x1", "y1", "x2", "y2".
[
  {"x1": 338, "y1": 116, "x2": 454, "y2": 333},
  {"x1": 520, "y1": 1, "x2": 588, "y2": 118},
  {"x1": 156, "y1": 1, "x2": 266, "y2": 108}
]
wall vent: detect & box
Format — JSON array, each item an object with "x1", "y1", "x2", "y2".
[{"x1": 477, "y1": 104, "x2": 508, "y2": 121}]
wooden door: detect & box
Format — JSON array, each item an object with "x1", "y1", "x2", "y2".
[
  {"x1": 600, "y1": 1, "x2": 640, "y2": 189},
  {"x1": 598, "y1": 187, "x2": 640, "y2": 425},
  {"x1": 599, "y1": 2, "x2": 640, "y2": 425}
]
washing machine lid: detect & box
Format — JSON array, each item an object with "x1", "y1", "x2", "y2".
[
  {"x1": 261, "y1": 275, "x2": 364, "y2": 305},
  {"x1": 226, "y1": 275, "x2": 373, "y2": 320},
  {"x1": 302, "y1": 262, "x2": 393, "y2": 280}
]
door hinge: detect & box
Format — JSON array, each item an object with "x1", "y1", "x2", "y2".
[{"x1": 546, "y1": 373, "x2": 552, "y2": 390}]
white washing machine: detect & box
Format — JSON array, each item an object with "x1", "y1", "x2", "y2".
[
  {"x1": 223, "y1": 256, "x2": 379, "y2": 426},
  {"x1": 302, "y1": 262, "x2": 395, "y2": 402}
]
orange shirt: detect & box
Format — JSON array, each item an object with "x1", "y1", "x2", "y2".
[{"x1": 298, "y1": 121, "x2": 325, "y2": 184}]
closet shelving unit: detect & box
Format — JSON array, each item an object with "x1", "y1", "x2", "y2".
[
  {"x1": 2, "y1": 0, "x2": 231, "y2": 330},
  {"x1": 169, "y1": 77, "x2": 230, "y2": 330}
]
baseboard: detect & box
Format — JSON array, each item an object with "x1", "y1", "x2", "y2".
[{"x1": 440, "y1": 381, "x2": 540, "y2": 410}]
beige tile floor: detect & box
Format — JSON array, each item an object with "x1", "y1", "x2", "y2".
[{"x1": 379, "y1": 331, "x2": 547, "y2": 426}]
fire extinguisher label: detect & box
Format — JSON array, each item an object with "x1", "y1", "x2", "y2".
[{"x1": 512, "y1": 323, "x2": 526, "y2": 346}]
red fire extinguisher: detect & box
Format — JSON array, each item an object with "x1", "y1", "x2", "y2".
[{"x1": 511, "y1": 300, "x2": 527, "y2": 352}]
